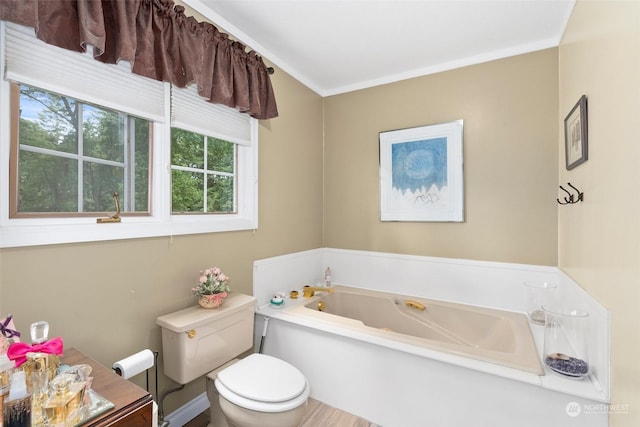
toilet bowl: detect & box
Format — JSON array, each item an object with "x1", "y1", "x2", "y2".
[{"x1": 207, "y1": 353, "x2": 310, "y2": 427}]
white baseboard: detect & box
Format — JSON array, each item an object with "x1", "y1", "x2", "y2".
[{"x1": 163, "y1": 392, "x2": 210, "y2": 427}]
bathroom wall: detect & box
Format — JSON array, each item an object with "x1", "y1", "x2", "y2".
[
  {"x1": 323, "y1": 48, "x2": 559, "y2": 266},
  {"x1": 0, "y1": 36, "x2": 324, "y2": 418},
  {"x1": 558, "y1": 1, "x2": 640, "y2": 426}
]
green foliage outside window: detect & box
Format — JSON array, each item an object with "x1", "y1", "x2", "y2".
[
  {"x1": 171, "y1": 128, "x2": 235, "y2": 213},
  {"x1": 14, "y1": 84, "x2": 236, "y2": 217},
  {"x1": 15, "y1": 85, "x2": 149, "y2": 214}
]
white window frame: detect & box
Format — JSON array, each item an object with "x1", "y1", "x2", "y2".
[{"x1": 0, "y1": 22, "x2": 258, "y2": 248}]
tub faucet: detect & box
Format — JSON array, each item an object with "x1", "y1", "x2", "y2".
[{"x1": 302, "y1": 286, "x2": 335, "y2": 298}]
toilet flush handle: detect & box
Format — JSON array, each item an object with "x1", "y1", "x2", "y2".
[{"x1": 187, "y1": 329, "x2": 196, "y2": 338}]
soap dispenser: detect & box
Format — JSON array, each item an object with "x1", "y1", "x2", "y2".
[{"x1": 324, "y1": 267, "x2": 332, "y2": 287}]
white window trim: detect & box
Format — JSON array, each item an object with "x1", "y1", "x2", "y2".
[{"x1": 0, "y1": 23, "x2": 258, "y2": 248}]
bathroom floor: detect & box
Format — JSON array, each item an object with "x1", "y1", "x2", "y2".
[{"x1": 184, "y1": 398, "x2": 377, "y2": 427}]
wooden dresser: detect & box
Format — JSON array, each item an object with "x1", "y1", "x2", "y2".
[{"x1": 62, "y1": 348, "x2": 154, "y2": 426}]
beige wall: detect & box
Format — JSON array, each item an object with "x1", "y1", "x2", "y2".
[
  {"x1": 559, "y1": 1, "x2": 640, "y2": 425},
  {"x1": 323, "y1": 49, "x2": 559, "y2": 265},
  {"x1": 0, "y1": 65, "x2": 324, "y2": 411}
]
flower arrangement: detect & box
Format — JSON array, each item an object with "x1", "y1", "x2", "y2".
[
  {"x1": 193, "y1": 267, "x2": 230, "y2": 296},
  {"x1": 193, "y1": 267, "x2": 230, "y2": 308}
]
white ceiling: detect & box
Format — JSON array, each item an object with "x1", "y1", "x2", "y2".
[{"x1": 184, "y1": 0, "x2": 575, "y2": 97}]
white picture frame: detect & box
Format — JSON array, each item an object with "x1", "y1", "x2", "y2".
[{"x1": 379, "y1": 120, "x2": 464, "y2": 222}]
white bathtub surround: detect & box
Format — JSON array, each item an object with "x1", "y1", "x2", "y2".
[{"x1": 253, "y1": 248, "x2": 610, "y2": 427}]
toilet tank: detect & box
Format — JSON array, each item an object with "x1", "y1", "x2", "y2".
[{"x1": 156, "y1": 293, "x2": 256, "y2": 384}]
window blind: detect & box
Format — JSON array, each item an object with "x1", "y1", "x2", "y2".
[
  {"x1": 171, "y1": 84, "x2": 253, "y2": 147},
  {"x1": 3, "y1": 22, "x2": 165, "y2": 122}
]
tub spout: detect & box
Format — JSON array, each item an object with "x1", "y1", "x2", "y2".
[{"x1": 303, "y1": 286, "x2": 335, "y2": 298}]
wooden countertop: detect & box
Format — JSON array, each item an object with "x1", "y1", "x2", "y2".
[{"x1": 62, "y1": 348, "x2": 154, "y2": 426}]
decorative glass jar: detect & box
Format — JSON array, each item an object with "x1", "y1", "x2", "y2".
[{"x1": 543, "y1": 307, "x2": 590, "y2": 378}]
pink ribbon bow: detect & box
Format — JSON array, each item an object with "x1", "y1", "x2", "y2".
[{"x1": 7, "y1": 337, "x2": 64, "y2": 367}]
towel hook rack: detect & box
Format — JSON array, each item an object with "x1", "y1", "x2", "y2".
[{"x1": 557, "y1": 182, "x2": 584, "y2": 205}]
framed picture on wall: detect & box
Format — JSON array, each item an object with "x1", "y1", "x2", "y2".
[
  {"x1": 379, "y1": 120, "x2": 464, "y2": 222},
  {"x1": 564, "y1": 95, "x2": 588, "y2": 170}
]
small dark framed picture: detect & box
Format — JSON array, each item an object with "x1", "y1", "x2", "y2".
[{"x1": 564, "y1": 95, "x2": 588, "y2": 170}]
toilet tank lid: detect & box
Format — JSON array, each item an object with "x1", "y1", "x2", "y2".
[{"x1": 156, "y1": 293, "x2": 256, "y2": 333}]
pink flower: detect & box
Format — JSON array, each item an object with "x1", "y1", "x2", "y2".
[{"x1": 193, "y1": 266, "x2": 230, "y2": 297}]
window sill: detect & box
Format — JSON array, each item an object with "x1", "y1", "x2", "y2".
[{"x1": 0, "y1": 215, "x2": 257, "y2": 248}]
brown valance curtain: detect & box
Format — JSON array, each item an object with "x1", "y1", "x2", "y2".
[{"x1": 0, "y1": 0, "x2": 278, "y2": 119}]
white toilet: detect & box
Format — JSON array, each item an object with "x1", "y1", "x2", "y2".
[{"x1": 156, "y1": 293, "x2": 310, "y2": 427}]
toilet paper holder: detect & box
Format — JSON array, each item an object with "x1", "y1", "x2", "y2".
[
  {"x1": 112, "y1": 349, "x2": 158, "y2": 398},
  {"x1": 113, "y1": 349, "x2": 163, "y2": 426}
]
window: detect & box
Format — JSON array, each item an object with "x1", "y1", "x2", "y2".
[
  {"x1": 171, "y1": 129, "x2": 236, "y2": 214},
  {"x1": 0, "y1": 22, "x2": 258, "y2": 248},
  {"x1": 11, "y1": 84, "x2": 151, "y2": 217}
]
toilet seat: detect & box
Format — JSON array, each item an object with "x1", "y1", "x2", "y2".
[{"x1": 215, "y1": 353, "x2": 310, "y2": 413}]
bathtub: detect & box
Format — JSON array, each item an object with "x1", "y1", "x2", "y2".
[
  {"x1": 257, "y1": 288, "x2": 606, "y2": 427},
  {"x1": 253, "y1": 249, "x2": 607, "y2": 426},
  {"x1": 283, "y1": 285, "x2": 543, "y2": 375}
]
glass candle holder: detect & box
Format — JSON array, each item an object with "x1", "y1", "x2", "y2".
[
  {"x1": 522, "y1": 281, "x2": 558, "y2": 325},
  {"x1": 543, "y1": 306, "x2": 590, "y2": 378}
]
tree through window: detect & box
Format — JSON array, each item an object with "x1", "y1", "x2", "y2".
[
  {"x1": 170, "y1": 128, "x2": 236, "y2": 214},
  {"x1": 12, "y1": 84, "x2": 150, "y2": 216}
]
